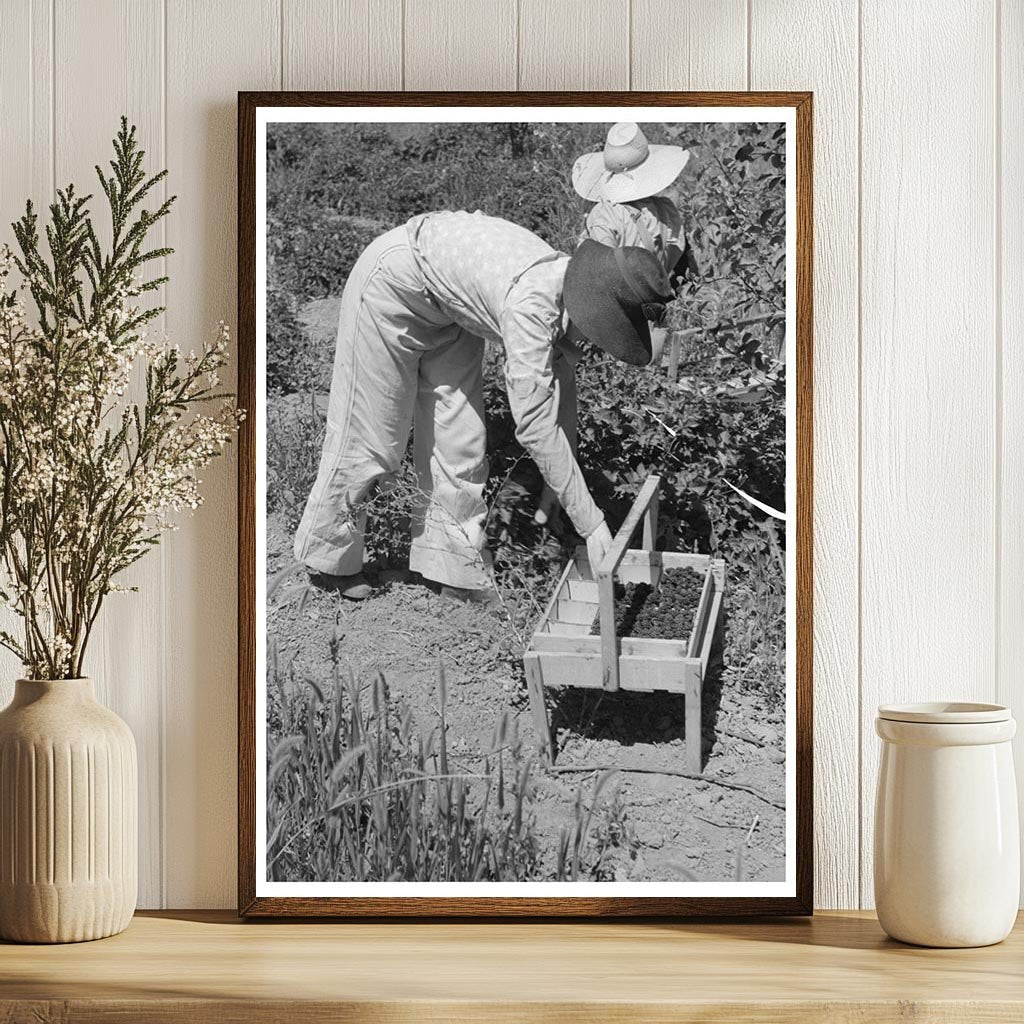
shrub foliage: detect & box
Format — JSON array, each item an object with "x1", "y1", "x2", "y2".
[{"x1": 266, "y1": 120, "x2": 787, "y2": 698}]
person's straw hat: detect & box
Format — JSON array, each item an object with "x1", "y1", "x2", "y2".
[
  {"x1": 572, "y1": 122, "x2": 690, "y2": 204},
  {"x1": 563, "y1": 241, "x2": 674, "y2": 366}
]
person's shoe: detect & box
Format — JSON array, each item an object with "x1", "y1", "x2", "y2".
[
  {"x1": 308, "y1": 571, "x2": 372, "y2": 601},
  {"x1": 440, "y1": 585, "x2": 499, "y2": 609}
]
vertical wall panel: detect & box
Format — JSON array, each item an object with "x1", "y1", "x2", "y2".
[
  {"x1": 519, "y1": 0, "x2": 629, "y2": 90},
  {"x1": 1000, "y1": 0, "x2": 1024, "y2": 899},
  {"x1": 0, "y1": 0, "x2": 30, "y2": 705},
  {"x1": 284, "y1": 0, "x2": 401, "y2": 90},
  {"x1": 0, "y1": 1, "x2": 52, "y2": 699},
  {"x1": 164, "y1": 0, "x2": 280, "y2": 909},
  {"x1": 860, "y1": 0, "x2": 997, "y2": 907},
  {"x1": 750, "y1": 1, "x2": 860, "y2": 910},
  {"x1": 0, "y1": 0, "x2": 51, "y2": 220},
  {"x1": 405, "y1": 0, "x2": 516, "y2": 90},
  {"x1": 53, "y1": 0, "x2": 166, "y2": 909},
  {"x1": 631, "y1": 0, "x2": 747, "y2": 90}
]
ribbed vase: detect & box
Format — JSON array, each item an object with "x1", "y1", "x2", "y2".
[{"x1": 0, "y1": 678, "x2": 137, "y2": 943}]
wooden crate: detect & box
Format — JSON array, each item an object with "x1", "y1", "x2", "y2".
[{"x1": 523, "y1": 476, "x2": 725, "y2": 773}]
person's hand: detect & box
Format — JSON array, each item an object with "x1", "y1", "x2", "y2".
[
  {"x1": 585, "y1": 520, "x2": 613, "y2": 571},
  {"x1": 533, "y1": 486, "x2": 563, "y2": 532}
]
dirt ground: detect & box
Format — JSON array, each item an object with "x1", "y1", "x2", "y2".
[{"x1": 267, "y1": 506, "x2": 787, "y2": 884}]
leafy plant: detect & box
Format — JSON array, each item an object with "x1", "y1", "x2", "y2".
[
  {"x1": 265, "y1": 119, "x2": 788, "y2": 698},
  {"x1": 266, "y1": 390, "x2": 326, "y2": 531},
  {"x1": 0, "y1": 118, "x2": 240, "y2": 679}
]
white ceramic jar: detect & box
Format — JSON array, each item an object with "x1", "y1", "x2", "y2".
[{"x1": 874, "y1": 702, "x2": 1019, "y2": 947}]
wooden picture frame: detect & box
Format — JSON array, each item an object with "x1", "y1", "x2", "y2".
[{"x1": 238, "y1": 91, "x2": 813, "y2": 917}]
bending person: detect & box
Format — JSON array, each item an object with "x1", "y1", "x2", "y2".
[{"x1": 293, "y1": 209, "x2": 672, "y2": 601}]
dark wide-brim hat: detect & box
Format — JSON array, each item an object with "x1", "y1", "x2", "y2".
[{"x1": 563, "y1": 240, "x2": 674, "y2": 366}]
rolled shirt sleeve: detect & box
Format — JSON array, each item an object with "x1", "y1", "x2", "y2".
[{"x1": 499, "y1": 299, "x2": 603, "y2": 539}]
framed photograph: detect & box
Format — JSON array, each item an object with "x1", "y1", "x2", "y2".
[{"x1": 238, "y1": 91, "x2": 812, "y2": 916}]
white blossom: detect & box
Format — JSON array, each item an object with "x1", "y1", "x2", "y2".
[{"x1": 0, "y1": 243, "x2": 241, "y2": 679}]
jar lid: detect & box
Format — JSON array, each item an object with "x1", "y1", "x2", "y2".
[{"x1": 877, "y1": 702, "x2": 1011, "y2": 724}]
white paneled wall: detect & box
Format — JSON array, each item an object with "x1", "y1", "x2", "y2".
[
  {"x1": 860, "y1": 0, "x2": 1000, "y2": 909},
  {"x1": 750, "y1": 0, "x2": 860, "y2": 912},
  {"x1": 0, "y1": 0, "x2": 1017, "y2": 910}
]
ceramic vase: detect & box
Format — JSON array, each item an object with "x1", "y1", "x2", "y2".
[
  {"x1": 874, "y1": 702, "x2": 1019, "y2": 948},
  {"x1": 0, "y1": 678, "x2": 137, "y2": 943}
]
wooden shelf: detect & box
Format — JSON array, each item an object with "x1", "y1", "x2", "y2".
[{"x1": 2, "y1": 910, "x2": 1022, "y2": 1022}]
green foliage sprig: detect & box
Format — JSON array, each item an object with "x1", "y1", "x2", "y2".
[{"x1": 0, "y1": 118, "x2": 240, "y2": 679}]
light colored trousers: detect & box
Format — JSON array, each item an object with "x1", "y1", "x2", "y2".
[{"x1": 294, "y1": 226, "x2": 491, "y2": 588}]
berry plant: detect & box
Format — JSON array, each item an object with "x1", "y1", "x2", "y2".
[{"x1": 264, "y1": 121, "x2": 787, "y2": 703}]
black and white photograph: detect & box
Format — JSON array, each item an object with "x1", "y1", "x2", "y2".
[{"x1": 244, "y1": 98, "x2": 810, "y2": 913}]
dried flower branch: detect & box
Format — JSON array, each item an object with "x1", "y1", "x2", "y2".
[{"x1": 0, "y1": 118, "x2": 240, "y2": 679}]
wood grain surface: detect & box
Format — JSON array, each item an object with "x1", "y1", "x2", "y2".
[
  {"x1": 405, "y1": 0, "x2": 516, "y2": 90},
  {"x1": 631, "y1": 0, "x2": 748, "y2": 91},
  {"x1": 284, "y1": 0, "x2": 402, "y2": 91},
  {"x1": 518, "y1": 0, "x2": 630, "y2": 90},
  {"x1": 2, "y1": 910, "x2": 1023, "y2": 1023}
]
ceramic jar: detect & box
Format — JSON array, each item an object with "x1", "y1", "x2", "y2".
[
  {"x1": 874, "y1": 702, "x2": 1019, "y2": 948},
  {"x1": 0, "y1": 678, "x2": 137, "y2": 943}
]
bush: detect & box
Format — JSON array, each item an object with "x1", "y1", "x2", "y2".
[{"x1": 266, "y1": 120, "x2": 787, "y2": 692}]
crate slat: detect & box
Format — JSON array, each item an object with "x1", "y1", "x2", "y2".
[
  {"x1": 686, "y1": 567, "x2": 715, "y2": 659},
  {"x1": 532, "y1": 556, "x2": 577, "y2": 639},
  {"x1": 555, "y1": 597, "x2": 599, "y2": 625},
  {"x1": 565, "y1": 579, "x2": 599, "y2": 603},
  {"x1": 541, "y1": 620, "x2": 592, "y2": 637},
  {"x1": 529, "y1": 632, "x2": 690, "y2": 658},
  {"x1": 618, "y1": 562, "x2": 660, "y2": 586},
  {"x1": 699, "y1": 586, "x2": 725, "y2": 677},
  {"x1": 626, "y1": 550, "x2": 715, "y2": 572},
  {"x1": 530, "y1": 651, "x2": 696, "y2": 695}
]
